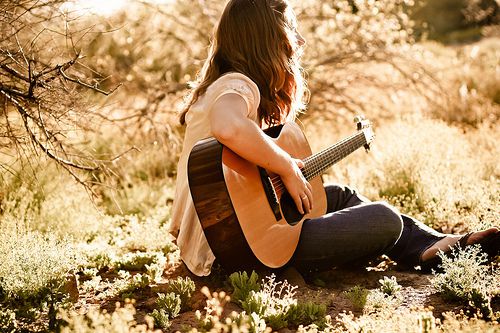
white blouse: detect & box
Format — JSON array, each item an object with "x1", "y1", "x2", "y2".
[{"x1": 169, "y1": 72, "x2": 261, "y2": 276}]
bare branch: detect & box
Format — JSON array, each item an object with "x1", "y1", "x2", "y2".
[{"x1": 1, "y1": 89, "x2": 99, "y2": 171}]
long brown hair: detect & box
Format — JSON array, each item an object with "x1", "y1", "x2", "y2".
[{"x1": 179, "y1": 0, "x2": 307, "y2": 127}]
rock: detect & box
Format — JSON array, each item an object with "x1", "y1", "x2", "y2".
[{"x1": 278, "y1": 266, "x2": 307, "y2": 288}]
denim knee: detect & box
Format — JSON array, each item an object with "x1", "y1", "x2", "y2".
[{"x1": 372, "y1": 201, "x2": 403, "y2": 243}]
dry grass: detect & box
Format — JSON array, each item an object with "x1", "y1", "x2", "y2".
[{"x1": 1, "y1": 36, "x2": 499, "y2": 331}]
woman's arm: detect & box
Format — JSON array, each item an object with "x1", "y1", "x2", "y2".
[{"x1": 210, "y1": 93, "x2": 313, "y2": 214}]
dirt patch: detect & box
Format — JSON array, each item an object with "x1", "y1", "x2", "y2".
[{"x1": 81, "y1": 260, "x2": 498, "y2": 332}]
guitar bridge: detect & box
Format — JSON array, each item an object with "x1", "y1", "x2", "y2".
[{"x1": 258, "y1": 167, "x2": 282, "y2": 222}]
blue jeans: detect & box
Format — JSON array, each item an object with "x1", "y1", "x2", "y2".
[{"x1": 289, "y1": 184, "x2": 446, "y2": 271}]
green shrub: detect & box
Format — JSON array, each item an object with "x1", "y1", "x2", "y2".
[
  {"x1": 228, "y1": 274, "x2": 328, "y2": 330},
  {"x1": 240, "y1": 274, "x2": 298, "y2": 330},
  {"x1": 115, "y1": 251, "x2": 164, "y2": 271},
  {"x1": 287, "y1": 302, "x2": 327, "y2": 328},
  {"x1": 149, "y1": 292, "x2": 182, "y2": 329},
  {"x1": 165, "y1": 276, "x2": 196, "y2": 311},
  {"x1": 344, "y1": 286, "x2": 369, "y2": 311},
  {"x1": 81, "y1": 268, "x2": 99, "y2": 279},
  {"x1": 379, "y1": 276, "x2": 402, "y2": 296},
  {"x1": 364, "y1": 289, "x2": 403, "y2": 315},
  {"x1": 431, "y1": 245, "x2": 498, "y2": 319},
  {"x1": 145, "y1": 260, "x2": 166, "y2": 284},
  {"x1": 0, "y1": 308, "x2": 17, "y2": 332},
  {"x1": 0, "y1": 230, "x2": 76, "y2": 301},
  {"x1": 228, "y1": 271, "x2": 261, "y2": 305},
  {"x1": 150, "y1": 309, "x2": 171, "y2": 330},
  {"x1": 156, "y1": 292, "x2": 181, "y2": 318},
  {"x1": 59, "y1": 301, "x2": 157, "y2": 333},
  {"x1": 118, "y1": 273, "x2": 151, "y2": 299},
  {"x1": 193, "y1": 287, "x2": 267, "y2": 333},
  {"x1": 108, "y1": 213, "x2": 176, "y2": 253},
  {"x1": 86, "y1": 251, "x2": 114, "y2": 271}
]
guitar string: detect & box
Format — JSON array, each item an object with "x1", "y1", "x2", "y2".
[
  {"x1": 300, "y1": 132, "x2": 365, "y2": 180},
  {"x1": 272, "y1": 133, "x2": 366, "y2": 185},
  {"x1": 270, "y1": 133, "x2": 367, "y2": 193},
  {"x1": 272, "y1": 134, "x2": 366, "y2": 190},
  {"x1": 269, "y1": 131, "x2": 365, "y2": 184},
  {"x1": 271, "y1": 134, "x2": 366, "y2": 192}
]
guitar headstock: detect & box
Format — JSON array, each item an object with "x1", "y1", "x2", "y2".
[{"x1": 354, "y1": 115, "x2": 375, "y2": 151}]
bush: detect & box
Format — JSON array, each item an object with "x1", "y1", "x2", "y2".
[
  {"x1": 115, "y1": 251, "x2": 165, "y2": 271},
  {"x1": 228, "y1": 271, "x2": 261, "y2": 305},
  {"x1": 431, "y1": 245, "x2": 498, "y2": 319},
  {"x1": 0, "y1": 308, "x2": 17, "y2": 332},
  {"x1": 344, "y1": 285, "x2": 369, "y2": 311},
  {"x1": 379, "y1": 276, "x2": 403, "y2": 296},
  {"x1": 364, "y1": 289, "x2": 404, "y2": 315},
  {"x1": 156, "y1": 292, "x2": 181, "y2": 318},
  {"x1": 0, "y1": 230, "x2": 76, "y2": 301},
  {"x1": 116, "y1": 272, "x2": 151, "y2": 299},
  {"x1": 286, "y1": 302, "x2": 327, "y2": 328},
  {"x1": 150, "y1": 292, "x2": 182, "y2": 329},
  {"x1": 59, "y1": 301, "x2": 158, "y2": 333},
  {"x1": 150, "y1": 309, "x2": 171, "y2": 330},
  {"x1": 363, "y1": 117, "x2": 498, "y2": 231},
  {"x1": 108, "y1": 214, "x2": 176, "y2": 253},
  {"x1": 165, "y1": 276, "x2": 196, "y2": 311},
  {"x1": 241, "y1": 274, "x2": 298, "y2": 330}
]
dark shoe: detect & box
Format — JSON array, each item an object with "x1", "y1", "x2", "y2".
[{"x1": 420, "y1": 230, "x2": 500, "y2": 273}]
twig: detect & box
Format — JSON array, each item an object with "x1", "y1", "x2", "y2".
[{"x1": 1, "y1": 89, "x2": 99, "y2": 171}]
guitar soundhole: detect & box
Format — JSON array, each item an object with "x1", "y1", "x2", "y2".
[{"x1": 280, "y1": 191, "x2": 304, "y2": 226}]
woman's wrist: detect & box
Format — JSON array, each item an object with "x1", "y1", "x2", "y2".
[{"x1": 277, "y1": 155, "x2": 297, "y2": 177}]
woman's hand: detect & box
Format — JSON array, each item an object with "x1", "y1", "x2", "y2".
[{"x1": 280, "y1": 158, "x2": 313, "y2": 214}]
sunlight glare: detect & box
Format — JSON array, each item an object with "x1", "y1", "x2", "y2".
[
  {"x1": 76, "y1": 0, "x2": 128, "y2": 16},
  {"x1": 66, "y1": 0, "x2": 174, "y2": 17}
]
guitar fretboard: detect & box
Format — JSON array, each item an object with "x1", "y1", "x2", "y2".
[{"x1": 302, "y1": 132, "x2": 367, "y2": 181}]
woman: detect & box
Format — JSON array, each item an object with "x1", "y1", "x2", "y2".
[{"x1": 170, "y1": 0, "x2": 499, "y2": 276}]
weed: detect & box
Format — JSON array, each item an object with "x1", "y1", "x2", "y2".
[
  {"x1": 81, "y1": 276, "x2": 102, "y2": 294},
  {"x1": 86, "y1": 251, "x2": 114, "y2": 271},
  {"x1": 0, "y1": 308, "x2": 17, "y2": 332},
  {"x1": 118, "y1": 273, "x2": 151, "y2": 299},
  {"x1": 379, "y1": 275, "x2": 402, "y2": 296},
  {"x1": 0, "y1": 230, "x2": 76, "y2": 301},
  {"x1": 81, "y1": 268, "x2": 99, "y2": 279},
  {"x1": 149, "y1": 292, "x2": 182, "y2": 329},
  {"x1": 286, "y1": 302, "x2": 327, "y2": 328},
  {"x1": 242, "y1": 274, "x2": 298, "y2": 329},
  {"x1": 431, "y1": 245, "x2": 498, "y2": 319},
  {"x1": 150, "y1": 309, "x2": 171, "y2": 329},
  {"x1": 115, "y1": 251, "x2": 165, "y2": 271},
  {"x1": 59, "y1": 300, "x2": 158, "y2": 332},
  {"x1": 145, "y1": 261, "x2": 166, "y2": 284},
  {"x1": 193, "y1": 287, "x2": 269, "y2": 333},
  {"x1": 364, "y1": 289, "x2": 403, "y2": 315},
  {"x1": 344, "y1": 285, "x2": 369, "y2": 311},
  {"x1": 109, "y1": 213, "x2": 176, "y2": 253},
  {"x1": 156, "y1": 292, "x2": 181, "y2": 318},
  {"x1": 195, "y1": 287, "x2": 231, "y2": 331},
  {"x1": 228, "y1": 271, "x2": 261, "y2": 305},
  {"x1": 165, "y1": 276, "x2": 195, "y2": 311}
]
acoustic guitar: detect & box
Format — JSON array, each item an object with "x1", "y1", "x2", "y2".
[{"x1": 188, "y1": 117, "x2": 374, "y2": 270}]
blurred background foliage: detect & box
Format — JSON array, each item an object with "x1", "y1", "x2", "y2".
[{"x1": 0, "y1": 0, "x2": 499, "y2": 331}]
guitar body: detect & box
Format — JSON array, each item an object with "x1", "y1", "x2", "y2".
[{"x1": 188, "y1": 122, "x2": 327, "y2": 270}]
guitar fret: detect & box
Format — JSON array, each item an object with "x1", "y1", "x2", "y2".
[{"x1": 303, "y1": 132, "x2": 366, "y2": 181}]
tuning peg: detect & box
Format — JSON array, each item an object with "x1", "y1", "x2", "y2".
[{"x1": 353, "y1": 115, "x2": 365, "y2": 123}]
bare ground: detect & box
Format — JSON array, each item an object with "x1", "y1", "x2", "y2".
[{"x1": 74, "y1": 256, "x2": 498, "y2": 332}]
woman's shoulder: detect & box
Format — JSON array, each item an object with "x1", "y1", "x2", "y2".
[{"x1": 207, "y1": 72, "x2": 260, "y2": 105}]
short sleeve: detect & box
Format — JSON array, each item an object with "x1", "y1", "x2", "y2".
[{"x1": 206, "y1": 73, "x2": 260, "y2": 121}]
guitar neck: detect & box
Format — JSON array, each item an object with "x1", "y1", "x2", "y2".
[{"x1": 302, "y1": 132, "x2": 367, "y2": 181}]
